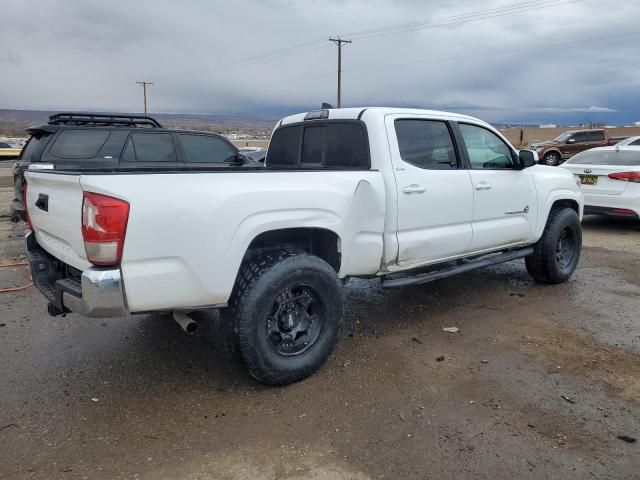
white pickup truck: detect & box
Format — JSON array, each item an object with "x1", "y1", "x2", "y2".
[{"x1": 24, "y1": 107, "x2": 583, "y2": 384}]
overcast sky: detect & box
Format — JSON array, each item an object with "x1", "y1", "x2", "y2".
[{"x1": 1, "y1": 0, "x2": 639, "y2": 124}]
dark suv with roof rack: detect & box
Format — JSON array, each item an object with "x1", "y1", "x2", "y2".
[{"x1": 10, "y1": 112, "x2": 257, "y2": 222}]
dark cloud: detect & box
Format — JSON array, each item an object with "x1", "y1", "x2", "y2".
[{"x1": 1, "y1": 0, "x2": 638, "y2": 124}]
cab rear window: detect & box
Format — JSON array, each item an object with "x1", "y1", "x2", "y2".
[{"x1": 267, "y1": 121, "x2": 369, "y2": 169}]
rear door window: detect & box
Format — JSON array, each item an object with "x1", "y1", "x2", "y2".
[
  {"x1": 589, "y1": 131, "x2": 605, "y2": 142},
  {"x1": 395, "y1": 120, "x2": 458, "y2": 169},
  {"x1": 122, "y1": 133, "x2": 177, "y2": 162},
  {"x1": 572, "y1": 132, "x2": 588, "y2": 143},
  {"x1": 50, "y1": 130, "x2": 110, "y2": 159},
  {"x1": 178, "y1": 134, "x2": 237, "y2": 163}
]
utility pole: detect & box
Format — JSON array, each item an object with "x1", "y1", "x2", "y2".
[
  {"x1": 136, "y1": 81, "x2": 154, "y2": 115},
  {"x1": 329, "y1": 38, "x2": 351, "y2": 108}
]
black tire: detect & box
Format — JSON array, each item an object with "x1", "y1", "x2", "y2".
[
  {"x1": 543, "y1": 151, "x2": 561, "y2": 166},
  {"x1": 222, "y1": 250, "x2": 344, "y2": 385},
  {"x1": 526, "y1": 207, "x2": 582, "y2": 284}
]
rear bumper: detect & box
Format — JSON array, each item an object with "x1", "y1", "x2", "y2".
[
  {"x1": 584, "y1": 205, "x2": 639, "y2": 219},
  {"x1": 583, "y1": 192, "x2": 640, "y2": 219},
  {"x1": 10, "y1": 198, "x2": 26, "y2": 222},
  {"x1": 26, "y1": 233, "x2": 128, "y2": 318}
]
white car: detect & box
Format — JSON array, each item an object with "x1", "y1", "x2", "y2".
[
  {"x1": 560, "y1": 146, "x2": 640, "y2": 220},
  {"x1": 25, "y1": 107, "x2": 583, "y2": 384},
  {"x1": 614, "y1": 136, "x2": 640, "y2": 147}
]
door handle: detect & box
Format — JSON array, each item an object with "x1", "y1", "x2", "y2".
[
  {"x1": 35, "y1": 193, "x2": 49, "y2": 212},
  {"x1": 474, "y1": 182, "x2": 492, "y2": 191},
  {"x1": 402, "y1": 184, "x2": 426, "y2": 194}
]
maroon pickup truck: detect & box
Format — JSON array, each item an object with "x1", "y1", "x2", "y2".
[{"x1": 530, "y1": 129, "x2": 623, "y2": 166}]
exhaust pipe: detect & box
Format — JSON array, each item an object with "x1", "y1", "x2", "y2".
[{"x1": 173, "y1": 311, "x2": 198, "y2": 335}]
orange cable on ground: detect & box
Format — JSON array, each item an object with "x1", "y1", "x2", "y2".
[
  {"x1": 0, "y1": 261, "x2": 32, "y2": 293},
  {"x1": 0, "y1": 262, "x2": 28, "y2": 268}
]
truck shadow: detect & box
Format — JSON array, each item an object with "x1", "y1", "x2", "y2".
[{"x1": 69, "y1": 260, "x2": 534, "y2": 394}]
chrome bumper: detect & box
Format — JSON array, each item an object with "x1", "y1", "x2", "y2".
[
  {"x1": 26, "y1": 232, "x2": 128, "y2": 318},
  {"x1": 62, "y1": 269, "x2": 128, "y2": 317}
]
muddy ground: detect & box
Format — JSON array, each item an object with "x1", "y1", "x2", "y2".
[{"x1": 0, "y1": 175, "x2": 639, "y2": 479}]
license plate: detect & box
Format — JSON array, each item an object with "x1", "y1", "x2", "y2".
[{"x1": 580, "y1": 175, "x2": 598, "y2": 185}]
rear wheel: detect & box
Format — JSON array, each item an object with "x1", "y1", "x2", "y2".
[
  {"x1": 222, "y1": 250, "x2": 343, "y2": 385},
  {"x1": 526, "y1": 207, "x2": 582, "y2": 284},
  {"x1": 543, "y1": 151, "x2": 561, "y2": 166}
]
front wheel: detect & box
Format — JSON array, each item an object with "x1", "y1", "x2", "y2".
[
  {"x1": 222, "y1": 250, "x2": 344, "y2": 385},
  {"x1": 526, "y1": 207, "x2": 582, "y2": 284},
  {"x1": 543, "y1": 151, "x2": 561, "y2": 166}
]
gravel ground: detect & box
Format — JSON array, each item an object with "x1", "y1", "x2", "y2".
[{"x1": 0, "y1": 181, "x2": 638, "y2": 479}]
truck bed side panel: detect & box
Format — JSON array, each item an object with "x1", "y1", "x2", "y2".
[{"x1": 79, "y1": 170, "x2": 385, "y2": 312}]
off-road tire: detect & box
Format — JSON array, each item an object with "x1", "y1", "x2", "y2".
[
  {"x1": 222, "y1": 250, "x2": 343, "y2": 385},
  {"x1": 526, "y1": 207, "x2": 582, "y2": 284},
  {"x1": 543, "y1": 151, "x2": 561, "y2": 166}
]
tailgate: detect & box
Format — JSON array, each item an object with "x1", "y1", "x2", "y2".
[
  {"x1": 562, "y1": 163, "x2": 629, "y2": 195},
  {"x1": 25, "y1": 171, "x2": 91, "y2": 271}
]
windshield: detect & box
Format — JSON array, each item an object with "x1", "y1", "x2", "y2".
[
  {"x1": 615, "y1": 136, "x2": 640, "y2": 146},
  {"x1": 553, "y1": 132, "x2": 573, "y2": 142},
  {"x1": 566, "y1": 149, "x2": 640, "y2": 166}
]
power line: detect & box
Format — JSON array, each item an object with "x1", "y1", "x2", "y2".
[
  {"x1": 341, "y1": 0, "x2": 582, "y2": 40},
  {"x1": 78, "y1": 0, "x2": 583, "y2": 106},
  {"x1": 341, "y1": 31, "x2": 640, "y2": 74},
  {"x1": 148, "y1": 0, "x2": 581, "y2": 82},
  {"x1": 250, "y1": 30, "x2": 640, "y2": 95}
]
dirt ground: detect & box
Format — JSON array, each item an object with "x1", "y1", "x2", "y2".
[{"x1": 0, "y1": 174, "x2": 639, "y2": 479}]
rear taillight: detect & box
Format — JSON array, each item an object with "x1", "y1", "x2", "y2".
[
  {"x1": 81, "y1": 192, "x2": 129, "y2": 266},
  {"x1": 24, "y1": 183, "x2": 33, "y2": 231},
  {"x1": 608, "y1": 171, "x2": 640, "y2": 183}
]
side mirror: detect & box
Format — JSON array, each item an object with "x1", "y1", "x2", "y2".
[
  {"x1": 567, "y1": 138, "x2": 576, "y2": 144},
  {"x1": 517, "y1": 150, "x2": 537, "y2": 169}
]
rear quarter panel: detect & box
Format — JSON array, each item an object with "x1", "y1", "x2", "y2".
[{"x1": 80, "y1": 170, "x2": 386, "y2": 312}]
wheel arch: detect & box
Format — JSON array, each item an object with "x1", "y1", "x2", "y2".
[
  {"x1": 243, "y1": 227, "x2": 342, "y2": 272},
  {"x1": 535, "y1": 192, "x2": 583, "y2": 239},
  {"x1": 542, "y1": 149, "x2": 562, "y2": 163},
  {"x1": 551, "y1": 198, "x2": 580, "y2": 215}
]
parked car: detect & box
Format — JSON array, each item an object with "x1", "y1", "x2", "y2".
[
  {"x1": 613, "y1": 136, "x2": 640, "y2": 147},
  {"x1": 530, "y1": 129, "x2": 621, "y2": 166},
  {"x1": 560, "y1": 145, "x2": 640, "y2": 220},
  {"x1": 11, "y1": 112, "x2": 254, "y2": 222},
  {"x1": 0, "y1": 141, "x2": 21, "y2": 160},
  {"x1": 24, "y1": 107, "x2": 583, "y2": 385},
  {"x1": 238, "y1": 146, "x2": 266, "y2": 163}
]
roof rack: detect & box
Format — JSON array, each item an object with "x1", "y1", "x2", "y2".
[{"x1": 48, "y1": 112, "x2": 163, "y2": 128}]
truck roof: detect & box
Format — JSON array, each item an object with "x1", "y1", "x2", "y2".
[{"x1": 278, "y1": 107, "x2": 488, "y2": 127}]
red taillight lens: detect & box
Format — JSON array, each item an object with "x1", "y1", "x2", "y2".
[
  {"x1": 81, "y1": 192, "x2": 129, "y2": 266},
  {"x1": 608, "y1": 171, "x2": 640, "y2": 183},
  {"x1": 24, "y1": 182, "x2": 33, "y2": 231}
]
